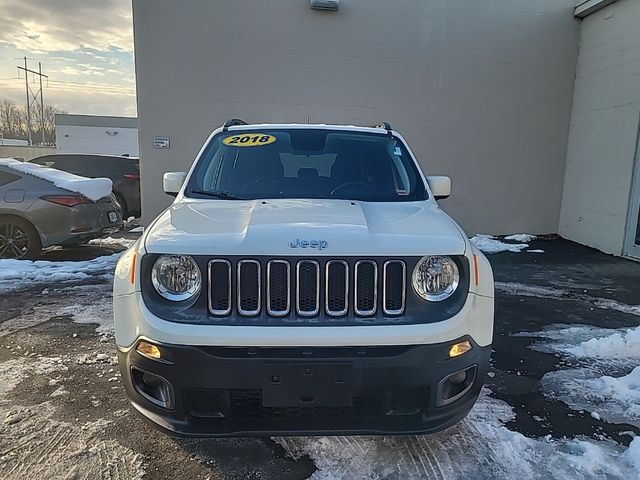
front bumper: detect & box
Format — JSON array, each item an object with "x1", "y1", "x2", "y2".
[{"x1": 118, "y1": 338, "x2": 491, "y2": 437}]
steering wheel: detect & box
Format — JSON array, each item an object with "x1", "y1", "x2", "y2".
[{"x1": 330, "y1": 182, "x2": 377, "y2": 197}]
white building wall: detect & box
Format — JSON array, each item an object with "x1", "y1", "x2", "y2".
[
  {"x1": 57, "y1": 125, "x2": 139, "y2": 157},
  {"x1": 560, "y1": 0, "x2": 640, "y2": 255}
]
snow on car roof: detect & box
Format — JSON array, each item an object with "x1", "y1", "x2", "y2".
[{"x1": 0, "y1": 158, "x2": 113, "y2": 201}]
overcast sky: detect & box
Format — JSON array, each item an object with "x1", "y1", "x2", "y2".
[{"x1": 0, "y1": 0, "x2": 136, "y2": 117}]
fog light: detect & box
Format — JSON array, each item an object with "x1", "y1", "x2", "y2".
[
  {"x1": 437, "y1": 365, "x2": 478, "y2": 407},
  {"x1": 136, "y1": 341, "x2": 162, "y2": 360},
  {"x1": 142, "y1": 373, "x2": 162, "y2": 387},
  {"x1": 449, "y1": 341, "x2": 472, "y2": 358},
  {"x1": 131, "y1": 367, "x2": 173, "y2": 409},
  {"x1": 448, "y1": 370, "x2": 467, "y2": 385}
]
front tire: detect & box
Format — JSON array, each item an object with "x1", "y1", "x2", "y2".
[{"x1": 0, "y1": 217, "x2": 42, "y2": 260}]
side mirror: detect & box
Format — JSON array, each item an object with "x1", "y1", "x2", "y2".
[
  {"x1": 427, "y1": 176, "x2": 451, "y2": 200},
  {"x1": 163, "y1": 171, "x2": 187, "y2": 197}
]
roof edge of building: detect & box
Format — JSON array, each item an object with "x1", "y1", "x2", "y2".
[
  {"x1": 574, "y1": 0, "x2": 620, "y2": 18},
  {"x1": 55, "y1": 114, "x2": 138, "y2": 129}
]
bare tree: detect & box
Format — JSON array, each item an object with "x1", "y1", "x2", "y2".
[
  {"x1": 0, "y1": 99, "x2": 66, "y2": 145},
  {"x1": 32, "y1": 105, "x2": 66, "y2": 145},
  {"x1": 0, "y1": 100, "x2": 26, "y2": 141}
]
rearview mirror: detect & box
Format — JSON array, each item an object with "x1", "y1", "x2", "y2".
[
  {"x1": 163, "y1": 172, "x2": 187, "y2": 197},
  {"x1": 427, "y1": 176, "x2": 451, "y2": 200}
]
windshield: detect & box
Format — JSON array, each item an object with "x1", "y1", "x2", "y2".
[{"x1": 186, "y1": 129, "x2": 428, "y2": 202}]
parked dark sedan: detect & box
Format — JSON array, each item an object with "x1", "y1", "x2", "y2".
[
  {"x1": 30, "y1": 154, "x2": 141, "y2": 218},
  {"x1": 0, "y1": 162, "x2": 122, "y2": 259}
]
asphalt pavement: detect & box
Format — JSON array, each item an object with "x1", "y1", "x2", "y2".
[{"x1": 0, "y1": 237, "x2": 639, "y2": 479}]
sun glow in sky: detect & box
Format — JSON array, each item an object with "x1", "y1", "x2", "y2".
[{"x1": 0, "y1": 0, "x2": 136, "y2": 116}]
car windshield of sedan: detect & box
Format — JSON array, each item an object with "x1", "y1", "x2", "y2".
[{"x1": 186, "y1": 129, "x2": 428, "y2": 202}]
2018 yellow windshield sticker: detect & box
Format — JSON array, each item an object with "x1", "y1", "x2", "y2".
[{"x1": 223, "y1": 134, "x2": 277, "y2": 147}]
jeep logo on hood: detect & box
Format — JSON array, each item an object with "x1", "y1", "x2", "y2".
[{"x1": 289, "y1": 239, "x2": 328, "y2": 250}]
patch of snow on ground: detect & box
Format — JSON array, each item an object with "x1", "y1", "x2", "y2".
[
  {"x1": 497, "y1": 282, "x2": 640, "y2": 316},
  {"x1": 505, "y1": 234, "x2": 537, "y2": 242},
  {"x1": 518, "y1": 322, "x2": 640, "y2": 427},
  {"x1": 87, "y1": 237, "x2": 136, "y2": 248},
  {"x1": 0, "y1": 253, "x2": 121, "y2": 293},
  {"x1": 129, "y1": 226, "x2": 144, "y2": 233},
  {"x1": 496, "y1": 282, "x2": 567, "y2": 299},
  {"x1": 0, "y1": 158, "x2": 112, "y2": 201},
  {"x1": 0, "y1": 359, "x2": 29, "y2": 395},
  {"x1": 57, "y1": 285, "x2": 114, "y2": 338},
  {"x1": 0, "y1": 402, "x2": 145, "y2": 479},
  {"x1": 542, "y1": 367, "x2": 640, "y2": 428},
  {"x1": 527, "y1": 249, "x2": 545, "y2": 254},
  {"x1": 514, "y1": 324, "x2": 618, "y2": 345},
  {"x1": 518, "y1": 324, "x2": 640, "y2": 361},
  {"x1": 594, "y1": 298, "x2": 640, "y2": 317},
  {"x1": 275, "y1": 391, "x2": 640, "y2": 479},
  {"x1": 470, "y1": 235, "x2": 529, "y2": 254}
]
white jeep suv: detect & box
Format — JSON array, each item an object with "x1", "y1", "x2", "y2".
[{"x1": 113, "y1": 120, "x2": 494, "y2": 436}]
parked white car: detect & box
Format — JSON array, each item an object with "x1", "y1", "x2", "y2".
[{"x1": 113, "y1": 120, "x2": 494, "y2": 436}]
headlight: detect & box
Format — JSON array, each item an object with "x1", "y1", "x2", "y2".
[
  {"x1": 412, "y1": 256, "x2": 460, "y2": 302},
  {"x1": 151, "y1": 255, "x2": 201, "y2": 301}
]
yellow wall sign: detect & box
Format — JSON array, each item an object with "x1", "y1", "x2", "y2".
[{"x1": 222, "y1": 133, "x2": 277, "y2": 147}]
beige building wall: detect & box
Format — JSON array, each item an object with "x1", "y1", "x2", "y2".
[
  {"x1": 133, "y1": 0, "x2": 580, "y2": 233},
  {"x1": 0, "y1": 145, "x2": 56, "y2": 162},
  {"x1": 560, "y1": 0, "x2": 640, "y2": 255}
]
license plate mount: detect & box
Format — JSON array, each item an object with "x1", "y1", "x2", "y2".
[{"x1": 261, "y1": 362, "x2": 353, "y2": 408}]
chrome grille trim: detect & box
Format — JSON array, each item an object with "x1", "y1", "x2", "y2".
[
  {"x1": 267, "y1": 260, "x2": 291, "y2": 317},
  {"x1": 325, "y1": 260, "x2": 349, "y2": 316},
  {"x1": 206, "y1": 257, "x2": 407, "y2": 319},
  {"x1": 354, "y1": 260, "x2": 378, "y2": 316},
  {"x1": 383, "y1": 260, "x2": 406, "y2": 315},
  {"x1": 296, "y1": 260, "x2": 320, "y2": 317},
  {"x1": 207, "y1": 259, "x2": 232, "y2": 316},
  {"x1": 237, "y1": 260, "x2": 261, "y2": 316}
]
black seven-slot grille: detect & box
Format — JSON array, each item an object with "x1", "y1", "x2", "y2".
[{"x1": 208, "y1": 258, "x2": 406, "y2": 318}]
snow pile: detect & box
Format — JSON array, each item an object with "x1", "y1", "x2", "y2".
[
  {"x1": 520, "y1": 324, "x2": 640, "y2": 360},
  {"x1": 87, "y1": 237, "x2": 136, "y2": 248},
  {"x1": 542, "y1": 367, "x2": 640, "y2": 428},
  {"x1": 570, "y1": 327, "x2": 640, "y2": 359},
  {"x1": 129, "y1": 226, "x2": 144, "y2": 233},
  {"x1": 519, "y1": 322, "x2": 640, "y2": 428},
  {"x1": 0, "y1": 253, "x2": 121, "y2": 293},
  {"x1": 589, "y1": 368, "x2": 640, "y2": 420},
  {"x1": 0, "y1": 158, "x2": 112, "y2": 201},
  {"x1": 471, "y1": 234, "x2": 529, "y2": 254},
  {"x1": 505, "y1": 233, "x2": 537, "y2": 242},
  {"x1": 275, "y1": 391, "x2": 640, "y2": 479}
]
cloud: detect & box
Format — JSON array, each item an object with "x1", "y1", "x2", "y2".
[
  {"x1": 0, "y1": 0, "x2": 132, "y2": 53},
  {"x1": 0, "y1": 1, "x2": 136, "y2": 116}
]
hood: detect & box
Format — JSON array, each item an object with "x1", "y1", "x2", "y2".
[{"x1": 144, "y1": 198, "x2": 467, "y2": 256}]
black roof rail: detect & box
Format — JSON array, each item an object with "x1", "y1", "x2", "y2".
[
  {"x1": 222, "y1": 118, "x2": 249, "y2": 131},
  {"x1": 372, "y1": 122, "x2": 392, "y2": 131}
]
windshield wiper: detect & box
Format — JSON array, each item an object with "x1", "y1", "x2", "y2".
[{"x1": 190, "y1": 189, "x2": 243, "y2": 200}]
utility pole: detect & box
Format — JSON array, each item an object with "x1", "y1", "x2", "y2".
[
  {"x1": 22, "y1": 58, "x2": 32, "y2": 146},
  {"x1": 17, "y1": 57, "x2": 48, "y2": 146},
  {"x1": 39, "y1": 62, "x2": 45, "y2": 145}
]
